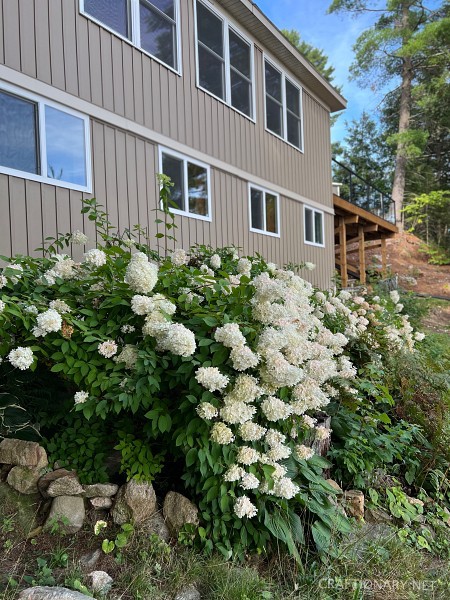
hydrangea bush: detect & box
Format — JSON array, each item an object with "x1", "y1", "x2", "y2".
[{"x1": 0, "y1": 198, "x2": 424, "y2": 559}]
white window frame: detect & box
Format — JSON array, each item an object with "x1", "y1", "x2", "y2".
[
  {"x1": 304, "y1": 204, "x2": 325, "y2": 247},
  {"x1": 248, "y1": 183, "x2": 280, "y2": 238},
  {"x1": 194, "y1": 0, "x2": 256, "y2": 122},
  {"x1": 158, "y1": 146, "x2": 212, "y2": 222},
  {"x1": 263, "y1": 54, "x2": 304, "y2": 153},
  {"x1": 80, "y1": 0, "x2": 182, "y2": 76},
  {"x1": 0, "y1": 82, "x2": 92, "y2": 193}
]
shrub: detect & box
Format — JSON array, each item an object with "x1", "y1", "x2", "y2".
[{"x1": 0, "y1": 198, "x2": 426, "y2": 560}]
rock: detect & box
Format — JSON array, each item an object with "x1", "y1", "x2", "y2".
[
  {"x1": 90, "y1": 497, "x2": 113, "y2": 509},
  {"x1": 407, "y1": 496, "x2": 425, "y2": 508},
  {"x1": 0, "y1": 481, "x2": 42, "y2": 533},
  {"x1": 47, "y1": 475, "x2": 84, "y2": 497},
  {"x1": 174, "y1": 585, "x2": 201, "y2": 600},
  {"x1": 79, "y1": 548, "x2": 102, "y2": 570},
  {"x1": 345, "y1": 523, "x2": 396, "y2": 560},
  {"x1": 45, "y1": 496, "x2": 85, "y2": 534},
  {"x1": 163, "y1": 492, "x2": 199, "y2": 537},
  {"x1": 0, "y1": 438, "x2": 48, "y2": 469},
  {"x1": 84, "y1": 483, "x2": 119, "y2": 498},
  {"x1": 326, "y1": 479, "x2": 343, "y2": 495},
  {"x1": 18, "y1": 587, "x2": 93, "y2": 599},
  {"x1": 343, "y1": 490, "x2": 364, "y2": 519},
  {"x1": 142, "y1": 511, "x2": 170, "y2": 542},
  {"x1": 38, "y1": 469, "x2": 75, "y2": 498},
  {"x1": 7, "y1": 465, "x2": 43, "y2": 495},
  {"x1": 112, "y1": 480, "x2": 157, "y2": 525},
  {"x1": 88, "y1": 571, "x2": 113, "y2": 594},
  {"x1": 365, "y1": 508, "x2": 393, "y2": 524}
]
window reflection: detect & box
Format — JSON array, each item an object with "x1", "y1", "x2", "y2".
[
  {"x1": 0, "y1": 91, "x2": 39, "y2": 175},
  {"x1": 84, "y1": 0, "x2": 130, "y2": 38},
  {"x1": 188, "y1": 163, "x2": 208, "y2": 216},
  {"x1": 251, "y1": 189, "x2": 264, "y2": 231},
  {"x1": 162, "y1": 153, "x2": 184, "y2": 210},
  {"x1": 140, "y1": 1, "x2": 176, "y2": 69}
]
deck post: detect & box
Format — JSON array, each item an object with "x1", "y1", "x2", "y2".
[
  {"x1": 339, "y1": 217, "x2": 348, "y2": 287},
  {"x1": 358, "y1": 225, "x2": 366, "y2": 284},
  {"x1": 381, "y1": 237, "x2": 387, "y2": 277}
]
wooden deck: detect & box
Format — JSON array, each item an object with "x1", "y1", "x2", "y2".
[{"x1": 333, "y1": 194, "x2": 398, "y2": 287}]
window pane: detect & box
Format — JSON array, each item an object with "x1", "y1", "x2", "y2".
[
  {"x1": 140, "y1": 2, "x2": 175, "y2": 68},
  {"x1": 287, "y1": 112, "x2": 301, "y2": 149},
  {"x1": 45, "y1": 107, "x2": 86, "y2": 186},
  {"x1": 229, "y1": 30, "x2": 250, "y2": 79},
  {"x1": 250, "y1": 188, "x2": 264, "y2": 231},
  {"x1": 231, "y1": 71, "x2": 251, "y2": 117},
  {"x1": 265, "y1": 194, "x2": 278, "y2": 234},
  {"x1": 148, "y1": 0, "x2": 174, "y2": 19},
  {"x1": 84, "y1": 0, "x2": 130, "y2": 38},
  {"x1": 265, "y1": 62, "x2": 282, "y2": 101},
  {"x1": 0, "y1": 91, "x2": 39, "y2": 174},
  {"x1": 188, "y1": 163, "x2": 208, "y2": 216},
  {"x1": 198, "y1": 45, "x2": 225, "y2": 99},
  {"x1": 162, "y1": 153, "x2": 184, "y2": 210},
  {"x1": 314, "y1": 211, "x2": 323, "y2": 245},
  {"x1": 286, "y1": 80, "x2": 300, "y2": 116},
  {"x1": 305, "y1": 208, "x2": 314, "y2": 242},
  {"x1": 197, "y1": 2, "x2": 223, "y2": 57},
  {"x1": 266, "y1": 97, "x2": 282, "y2": 136}
]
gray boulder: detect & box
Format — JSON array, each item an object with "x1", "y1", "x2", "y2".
[
  {"x1": 79, "y1": 548, "x2": 102, "y2": 570},
  {"x1": 112, "y1": 480, "x2": 157, "y2": 525},
  {"x1": 18, "y1": 587, "x2": 92, "y2": 599},
  {"x1": 83, "y1": 483, "x2": 118, "y2": 498},
  {"x1": 174, "y1": 585, "x2": 201, "y2": 600},
  {"x1": 163, "y1": 492, "x2": 199, "y2": 537},
  {"x1": 38, "y1": 469, "x2": 75, "y2": 498},
  {"x1": 45, "y1": 496, "x2": 85, "y2": 534},
  {"x1": 143, "y1": 511, "x2": 170, "y2": 542},
  {"x1": 47, "y1": 475, "x2": 84, "y2": 497},
  {"x1": 7, "y1": 465, "x2": 43, "y2": 495},
  {"x1": 90, "y1": 496, "x2": 113, "y2": 509},
  {"x1": 88, "y1": 571, "x2": 113, "y2": 594},
  {"x1": 0, "y1": 482, "x2": 42, "y2": 533},
  {"x1": 0, "y1": 439, "x2": 48, "y2": 469}
]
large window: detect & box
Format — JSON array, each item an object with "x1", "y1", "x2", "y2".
[
  {"x1": 264, "y1": 57, "x2": 303, "y2": 150},
  {"x1": 249, "y1": 184, "x2": 280, "y2": 237},
  {"x1": 81, "y1": 0, "x2": 180, "y2": 72},
  {"x1": 304, "y1": 205, "x2": 324, "y2": 247},
  {"x1": 159, "y1": 148, "x2": 211, "y2": 221},
  {"x1": 0, "y1": 85, "x2": 91, "y2": 192},
  {"x1": 195, "y1": 0, "x2": 254, "y2": 119}
]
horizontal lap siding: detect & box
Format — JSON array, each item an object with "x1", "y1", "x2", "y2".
[{"x1": 0, "y1": 0, "x2": 334, "y2": 286}]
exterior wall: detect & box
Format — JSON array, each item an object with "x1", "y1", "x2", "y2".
[{"x1": 0, "y1": 0, "x2": 335, "y2": 288}]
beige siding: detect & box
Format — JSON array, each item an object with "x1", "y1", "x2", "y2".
[{"x1": 0, "y1": 0, "x2": 335, "y2": 287}]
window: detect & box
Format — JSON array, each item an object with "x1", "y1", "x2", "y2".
[
  {"x1": 304, "y1": 206, "x2": 324, "y2": 246},
  {"x1": 249, "y1": 185, "x2": 280, "y2": 236},
  {"x1": 195, "y1": 1, "x2": 254, "y2": 119},
  {"x1": 81, "y1": 0, "x2": 180, "y2": 72},
  {"x1": 264, "y1": 57, "x2": 303, "y2": 150},
  {"x1": 0, "y1": 85, "x2": 91, "y2": 192},
  {"x1": 159, "y1": 148, "x2": 211, "y2": 221}
]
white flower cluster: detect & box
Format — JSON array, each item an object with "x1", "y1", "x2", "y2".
[
  {"x1": 98, "y1": 340, "x2": 118, "y2": 358},
  {"x1": 171, "y1": 248, "x2": 188, "y2": 267},
  {"x1": 210, "y1": 254, "x2": 221, "y2": 270},
  {"x1": 43, "y1": 255, "x2": 76, "y2": 284},
  {"x1": 0, "y1": 300, "x2": 5, "y2": 314},
  {"x1": 70, "y1": 230, "x2": 88, "y2": 245},
  {"x1": 32, "y1": 309, "x2": 63, "y2": 338},
  {"x1": 196, "y1": 402, "x2": 219, "y2": 420},
  {"x1": 49, "y1": 299, "x2": 71, "y2": 314},
  {"x1": 125, "y1": 253, "x2": 158, "y2": 294},
  {"x1": 84, "y1": 249, "x2": 107, "y2": 267},
  {"x1": 195, "y1": 367, "x2": 229, "y2": 392},
  {"x1": 0, "y1": 275, "x2": 7, "y2": 288},
  {"x1": 74, "y1": 391, "x2": 89, "y2": 404},
  {"x1": 234, "y1": 495, "x2": 258, "y2": 518},
  {"x1": 115, "y1": 344, "x2": 138, "y2": 369},
  {"x1": 8, "y1": 347, "x2": 34, "y2": 370}
]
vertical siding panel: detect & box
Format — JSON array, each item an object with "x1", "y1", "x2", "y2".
[
  {"x1": 88, "y1": 23, "x2": 103, "y2": 106},
  {"x1": 133, "y1": 52, "x2": 144, "y2": 125},
  {"x1": 9, "y1": 178, "x2": 27, "y2": 255},
  {"x1": 0, "y1": 176, "x2": 12, "y2": 256},
  {"x1": 159, "y1": 67, "x2": 170, "y2": 137},
  {"x1": 75, "y1": 12, "x2": 91, "y2": 101},
  {"x1": 62, "y1": 0, "x2": 79, "y2": 96},
  {"x1": 122, "y1": 44, "x2": 134, "y2": 120},
  {"x1": 145, "y1": 142, "x2": 158, "y2": 245},
  {"x1": 115, "y1": 130, "x2": 129, "y2": 231},
  {"x1": 69, "y1": 191, "x2": 85, "y2": 262},
  {"x1": 3, "y1": 0, "x2": 21, "y2": 70},
  {"x1": 48, "y1": 0, "x2": 66, "y2": 89},
  {"x1": 100, "y1": 30, "x2": 114, "y2": 112},
  {"x1": 142, "y1": 59, "x2": 153, "y2": 129},
  {"x1": 126, "y1": 134, "x2": 139, "y2": 229},
  {"x1": 168, "y1": 74, "x2": 178, "y2": 140},
  {"x1": 19, "y1": 0, "x2": 36, "y2": 77},
  {"x1": 55, "y1": 189, "x2": 72, "y2": 243},
  {"x1": 103, "y1": 126, "x2": 119, "y2": 231},
  {"x1": 151, "y1": 62, "x2": 162, "y2": 133},
  {"x1": 25, "y1": 181, "x2": 43, "y2": 254},
  {"x1": 41, "y1": 185, "x2": 57, "y2": 252},
  {"x1": 111, "y1": 38, "x2": 125, "y2": 116},
  {"x1": 135, "y1": 138, "x2": 148, "y2": 235},
  {"x1": 0, "y1": 1, "x2": 4, "y2": 65}
]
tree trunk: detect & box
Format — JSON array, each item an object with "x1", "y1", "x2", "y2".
[{"x1": 391, "y1": 4, "x2": 413, "y2": 232}]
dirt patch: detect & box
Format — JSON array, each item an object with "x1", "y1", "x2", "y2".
[{"x1": 421, "y1": 303, "x2": 450, "y2": 334}]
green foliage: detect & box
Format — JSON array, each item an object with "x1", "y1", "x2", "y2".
[
  {"x1": 23, "y1": 558, "x2": 56, "y2": 587},
  {"x1": 115, "y1": 432, "x2": 165, "y2": 482}
]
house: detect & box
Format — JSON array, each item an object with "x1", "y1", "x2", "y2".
[{"x1": 0, "y1": 0, "x2": 346, "y2": 288}]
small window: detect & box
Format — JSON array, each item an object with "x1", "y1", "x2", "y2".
[
  {"x1": 195, "y1": 1, "x2": 254, "y2": 119},
  {"x1": 304, "y1": 206, "x2": 324, "y2": 246},
  {"x1": 160, "y1": 148, "x2": 211, "y2": 221},
  {"x1": 81, "y1": 0, "x2": 180, "y2": 72},
  {"x1": 249, "y1": 185, "x2": 280, "y2": 236},
  {"x1": 264, "y1": 57, "x2": 303, "y2": 150},
  {"x1": 0, "y1": 85, "x2": 91, "y2": 192}
]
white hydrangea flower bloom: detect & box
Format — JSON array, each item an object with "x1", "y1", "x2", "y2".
[
  {"x1": 98, "y1": 340, "x2": 118, "y2": 358},
  {"x1": 210, "y1": 422, "x2": 235, "y2": 445},
  {"x1": 414, "y1": 332, "x2": 425, "y2": 341},
  {"x1": 237, "y1": 258, "x2": 252, "y2": 276},
  {"x1": 272, "y1": 477, "x2": 300, "y2": 500},
  {"x1": 234, "y1": 496, "x2": 258, "y2": 518},
  {"x1": 121, "y1": 324, "x2": 136, "y2": 334},
  {"x1": 296, "y1": 445, "x2": 315, "y2": 460},
  {"x1": 125, "y1": 253, "x2": 158, "y2": 294},
  {"x1": 49, "y1": 300, "x2": 71, "y2": 314},
  {"x1": 230, "y1": 346, "x2": 260, "y2": 371},
  {"x1": 266, "y1": 444, "x2": 291, "y2": 461},
  {"x1": 74, "y1": 391, "x2": 89, "y2": 404},
  {"x1": 0, "y1": 300, "x2": 5, "y2": 314},
  {"x1": 33, "y1": 308, "x2": 63, "y2": 337},
  {"x1": 195, "y1": 367, "x2": 229, "y2": 392},
  {"x1": 171, "y1": 248, "x2": 188, "y2": 267},
  {"x1": 83, "y1": 249, "x2": 107, "y2": 267},
  {"x1": 390, "y1": 290, "x2": 400, "y2": 304},
  {"x1": 8, "y1": 347, "x2": 34, "y2": 370},
  {"x1": 238, "y1": 421, "x2": 266, "y2": 442},
  {"x1": 221, "y1": 399, "x2": 256, "y2": 425},
  {"x1": 156, "y1": 323, "x2": 196, "y2": 357},
  {"x1": 224, "y1": 465, "x2": 245, "y2": 482},
  {"x1": 302, "y1": 416, "x2": 317, "y2": 429},
  {"x1": 261, "y1": 396, "x2": 293, "y2": 421},
  {"x1": 115, "y1": 345, "x2": 138, "y2": 369},
  {"x1": 240, "y1": 472, "x2": 260, "y2": 490},
  {"x1": 315, "y1": 425, "x2": 331, "y2": 441},
  {"x1": 214, "y1": 323, "x2": 246, "y2": 348},
  {"x1": 0, "y1": 275, "x2": 7, "y2": 288},
  {"x1": 70, "y1": 230, "x2": 88, "y2": 245},
  {"x1": 236, "y1": 446, "x2": 260, "y2": 465},
  {"x1": 196, "y1": 402, "x2": 219, "y2": 420},
  {"x1": 210, "y1": 254, "x2": 221, "y2": 270},
  {"x1": 304, "y1": 262, "x2": 316, "y2": 271},
  {"x1": 227, "y1": 375, "x2": 261, "y2": 403}
]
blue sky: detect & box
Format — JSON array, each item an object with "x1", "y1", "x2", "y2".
[{"x1": 256, "y1": 0, "x2": 380, "y2": 144}]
